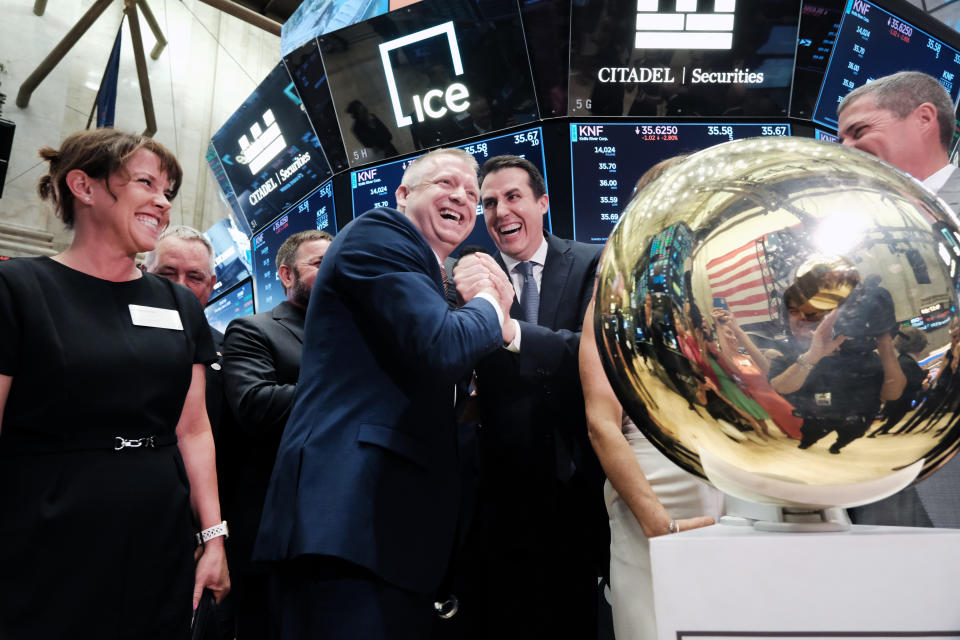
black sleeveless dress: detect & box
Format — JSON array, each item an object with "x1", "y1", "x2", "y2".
[{"x1": 0, "y1": 257, "x2": 215, "y2": 639}]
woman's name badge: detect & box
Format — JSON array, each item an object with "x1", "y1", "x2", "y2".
[{"x1": 129, "y1": 304, "x2": 183, "y2": 330}]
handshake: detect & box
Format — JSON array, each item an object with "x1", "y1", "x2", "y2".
[{"x1": 453, "y1": 252, "x2": 518, "y2": 344}]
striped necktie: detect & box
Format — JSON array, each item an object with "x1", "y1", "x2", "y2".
[{"x1": 515, "y1": 261, "x2": 539, "y2": 323}]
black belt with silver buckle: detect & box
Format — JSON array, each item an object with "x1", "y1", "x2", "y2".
[{"x1": 0, "y1": 433, "x2": 178, "y2": 455}]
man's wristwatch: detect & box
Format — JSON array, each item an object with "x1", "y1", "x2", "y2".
[{"x1": 195, "y1": 520, "x2": 229, "y2": 546}]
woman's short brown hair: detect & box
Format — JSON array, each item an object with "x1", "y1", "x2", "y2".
[{"x1": 37, "y1": 129, "x2": 182, "y2": 228}]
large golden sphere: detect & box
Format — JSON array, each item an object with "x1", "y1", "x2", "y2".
[{"x1": 596, "y1": 137, "x2": 960, "y2": 509}]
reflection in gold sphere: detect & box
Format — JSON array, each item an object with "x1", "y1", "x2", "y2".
[{"x1": 595, "y1": 137, "x2": 960, "y2": 509}]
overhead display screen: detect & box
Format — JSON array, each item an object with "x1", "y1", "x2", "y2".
[
  {"x1": 789, "y1": 0, "x2": 844, "y2": 120},
  {"x1": 350, "y1": 126, "x2": 548, "y2": 252},
  {"x1": 320, "y1": 0, "x2": 539, "y2": 167},
  {"x1": 812, "y1": 0, "x2": 960, "y2": 129},
  {"x1": 210, "y1": 62, "x2": 333, "y2": 233},
  {"x1": 204, "y1": 278, "x2": 255, "y2": 334},
  {"x1": 569, "y1": 122, "x2": 791, "y2": 244},
  {"x1": 284, "y1": 38, "x2": 350, "y2": 173},
  {"x1": 204, "y1": 217, "x2": 253, "y2": 303},
  {"x1": 251, "y1": 180, "x2": 336, "y2": 313},
  {"x1": 568, "y1": 0, "x2": 801, "y2": 118}
]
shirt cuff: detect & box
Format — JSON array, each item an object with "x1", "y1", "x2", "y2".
[
  {"x1": 474, "y1": 291, "x2": 504, "y2": 326},
  {"x1": 504, "y1": 319, "x2": 521, "y2": 353}
]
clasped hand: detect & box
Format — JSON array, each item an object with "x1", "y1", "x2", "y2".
[{"x1": 453, "y1": 253, "x2": 517, "y2": 342}]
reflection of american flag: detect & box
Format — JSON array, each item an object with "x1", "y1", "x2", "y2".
[{"x1": 706, "y1": 238, "x2": 776, "y2": 325}]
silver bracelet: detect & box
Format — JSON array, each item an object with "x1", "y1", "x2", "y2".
[{"x1": 668, "y1": 519, "x2": 677, "y2": 534}]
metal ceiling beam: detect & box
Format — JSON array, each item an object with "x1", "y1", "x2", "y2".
[{"x1": 193, "y1": 0, "x2": 283, "y2": 36}]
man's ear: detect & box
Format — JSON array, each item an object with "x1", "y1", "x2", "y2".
[
  {"x1": 395, "y1": 185, "x2": 409, "y2": 212},
  {"x1": 913, "y1": 102, "x2": 939, "y2": 136},
  {"x1": 65, "y1": 169, "x2": 95, "y2": 204},
  {"x1": 538, "y1": 193, "x2": 549, "y2": 217},
  {"x1": 278, "y1": 264, "x2": 295, "y2": 290}
]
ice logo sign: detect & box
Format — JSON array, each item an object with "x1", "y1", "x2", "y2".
[
  {"x1": 635, "y1": 0, "x2": 736, "y2": 50},
  {"x1": 379, "y1": 21, "x2": 470, "y2": 128},
  {"x1": 236, "y1": 109, "x2": 286, "y2": 175}
]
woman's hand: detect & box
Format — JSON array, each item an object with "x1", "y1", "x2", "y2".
[
  {"x1": 193, "y1": 538, "x2": 230, "y2": 608},
  {"x1": 648, "y1": 515, "x2": 716, "y2": 538}
]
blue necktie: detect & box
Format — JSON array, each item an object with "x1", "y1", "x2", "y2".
[{"x1": 516, "y1": 261, "x2": 539, "y2": 323}]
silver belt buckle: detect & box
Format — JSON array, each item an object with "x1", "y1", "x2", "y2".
[{"x1": 114, "y1": 436, "x2": 157, "y2": 451}]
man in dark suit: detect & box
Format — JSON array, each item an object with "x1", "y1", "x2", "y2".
[
  {"x1": 459, "y1": 155, "x2": 605, "y2": 639},
  {"x1": 221, "y1": 229, "x2": 332, "y2": 638},
  {"x1": 837, "y1": 71, "x2": 960, "y2": 529},
  {"x1": 254, "y1": 148, "x2": 516, "y2": 640}
]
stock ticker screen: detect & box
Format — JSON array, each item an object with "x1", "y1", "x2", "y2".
[
  {"x1": 813, "y1": 0, "x2": 960, "y2": 128},
  {"x1": 789, "y1": 0, "x2": 844, "y2": 120},
  {"x1": 204, "y1": 279, "x2": 255, "y2": 334},
  {"x1": 251, "y1": 180, "x2": 336, "y2": 313},
  {"x1": 349, "y1": 126, "x2": 548, "y2": 252},
  {"x1": 569, "y1": 122, "x2": 791, "y2": 244},
  {"x1": 204, "y1": 218, "x2": 252, "y2": 303},
  {"x1": 210, "y1": 62, "x2": 333, "y2": 233}
]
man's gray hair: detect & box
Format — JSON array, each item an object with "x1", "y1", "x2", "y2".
[
  {"x1": 143, "y1": 224, "x2": 216, "y2": 275},
  {"x1": 400, "y1": 148, "x2": 478, "y2": 190},
  {"x1": 838, "y1": 71, "x2": 955, "y2": 151}
]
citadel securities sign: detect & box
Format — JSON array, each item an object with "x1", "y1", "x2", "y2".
[
  {"x1": 379, "y1": 22, "x2": 470, "y2": 128},
  {"x1": 567, "y1": 0, "x2": 799, "y2": 116},
  {"x1": 596, "y1": 67, "x2": 764, "y2": 84},
  {"x1": 598, "y1": 0, "x2": 764, "y2": 87}
]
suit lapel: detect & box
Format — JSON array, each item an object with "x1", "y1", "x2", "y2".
[
  {"x1": 538, "y1": 235, "x2": 573, "y2": 329},
  {"x1": 271, "y1": 302, "x2": 305, "y2": 344}
]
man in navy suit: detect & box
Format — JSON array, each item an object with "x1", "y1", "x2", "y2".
[
  {"x1": 253, "y1": 148, "x2": 516, "y2": 639},
  {"x1": 457, "y1": 155, "x2": 606, "y2": 639}
]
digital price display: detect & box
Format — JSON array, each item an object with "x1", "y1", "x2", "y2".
[
  {"x1": 210, "y1": 62, "x2": 333, "y2": 233},
  {"x1": 815, "y1": 128, "x2": 839, "y2": 142},
  {"x1": 251, "y1": 180, "x2": 336, "y2": 313},
  {"x1": 320, "y1": 0, "x2": 538, "y2": 167},
  {"x1": 568, "y1": 0, "x2": 800, "y2": 118},
  {"x1": 204, "y1": 218, "x2": 252, "y2": 303},
  {"x1": 813, "y1": 0, "x2": 960, "y2": 129},
  {"x1": 350, "y1": 127, "x2": 548, "y2": 253},
  {"x1": 569, "y1": 122, "x2": 791, "y2": 244},
  {"x1": 204, "y1": 278, "x2": 255, "y2": 334},
  {"x1": 790, "y1": 0, "x2": 844, "y2": 120}
]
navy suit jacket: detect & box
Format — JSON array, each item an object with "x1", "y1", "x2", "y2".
[
  {"x1": 253, "y1": 208, "x2": 503, "y2": 593},
  {"x1": 475, "y1": 233, "x2": 603, "y2": 545}
]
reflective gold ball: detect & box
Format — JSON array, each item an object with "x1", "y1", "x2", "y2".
[{"x1": 595, "y1": 137, "x2": 960, "y2": 509}]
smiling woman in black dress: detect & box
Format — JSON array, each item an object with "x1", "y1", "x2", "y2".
[{"x1": 0, "y1": 129, "x2": 229, "y2": 638}]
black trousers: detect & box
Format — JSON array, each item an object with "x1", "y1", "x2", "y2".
[{"x1": 268, "y1": 555, "x2": 434, "y2": 640}]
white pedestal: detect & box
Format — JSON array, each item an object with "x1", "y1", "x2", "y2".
[{"x1": 650, "y1": 524, "x2": 960, "y2": 639}]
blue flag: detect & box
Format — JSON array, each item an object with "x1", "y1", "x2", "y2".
[{"x1": 93, "y1": 22, "x2": 123, "y2": 128}]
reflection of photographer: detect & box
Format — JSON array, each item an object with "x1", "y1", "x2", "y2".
[{"x1": 769, "y1": 284, "x2": 906, "y2": 454}]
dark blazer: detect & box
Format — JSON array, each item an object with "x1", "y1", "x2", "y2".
[
  {"x1": 476, "y1": 233, "x2": 602, "y2": 504},
  {"x1": 205, "y1": 327, "x2": 225, "y2": 438},
  {"x1": 253, "y1": 208, "x2": 503, "y2": 594},
  {"x1": 221, "y1": 301, "x2": 306, "y2": 573},
  {"x1": 471, "y1": 233, "x2": 605, "y2": 636}
]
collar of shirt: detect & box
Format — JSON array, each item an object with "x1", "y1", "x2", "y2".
[
  {"x1": 923, "y1": 164, "x2": 956, "y2": 193},
  {"x1": 501, "y1": 236, "x2": 549, "y2": 299}
]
